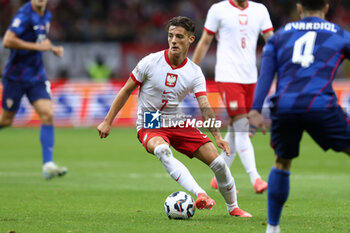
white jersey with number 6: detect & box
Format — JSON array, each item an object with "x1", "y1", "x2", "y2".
[
  {"x1": 131, "y1": 50, "x2": 207, "y2": 131},
  {"x1": 204, "y1": 0, "x2": 273, "y2": 84}
]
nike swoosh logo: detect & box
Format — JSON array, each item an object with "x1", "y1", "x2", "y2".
[
  {"x1": 227, "y1": 185, "x2": 234, "y2": 191},
  {"x1": 163, "y1": 91, "x2": 171, "y2": 94},
  {"x1": 176, "y1": 174, "x2": 181, "y2": 181}
]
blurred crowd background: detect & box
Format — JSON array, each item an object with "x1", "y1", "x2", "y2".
[
  {"x1": 1, "y1": 0, "x2": 350, "y2": 80},
  {"x1": 1, "y1": 0, "x2": 350, "y2": 127},
  {"x1": 2, "y1": 0, "x2": 350, "y2": 42}
]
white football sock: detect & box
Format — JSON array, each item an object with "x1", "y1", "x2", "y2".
[
  {"x1": 233, "y1": 117, "x2": 260, "y2": 184},
  {"x1": 220, "y1": 125, "x2": 237, "y2": 167},
  {"x1": 266, "y1": 224, "x2": 280, "y2": 233},
  {"x1": 154, "y1": 144, "x2": 205, "y2": 197},
  {"x1": 209, "y1": 156, "x2": 238, "y2": 212}
]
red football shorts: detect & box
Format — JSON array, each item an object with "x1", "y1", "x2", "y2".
[
  {"x1": 216, "y1": 82, "x2": 256, "y2": 117},
  {"x1": 137, "y1": 127, "x2": 212, "y2": 158}
]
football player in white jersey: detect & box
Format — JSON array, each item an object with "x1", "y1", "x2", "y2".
[
  {"x1": 192, "y1": 0, "x2": 274, "y2": 193},
  {"x1": 97, "y1": 16, "x2": 252, "y2": 217}
]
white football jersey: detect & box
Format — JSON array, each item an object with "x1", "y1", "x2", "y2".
[
  {"x1": 131, "y1": 50, "x2": 207, "y2": 131},
  {"x1": 204, "y1": 0, "x2": 273, "y2": 83}
]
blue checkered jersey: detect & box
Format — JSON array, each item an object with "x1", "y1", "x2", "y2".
[
  {"x1": 2, "y1": 2, "x2": 52, "y2": 83},
  {"x1": 253, "y1": 17, "x2": 350, "y2": 113}
]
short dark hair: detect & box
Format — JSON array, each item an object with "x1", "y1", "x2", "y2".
[
  {"x1": 299, "y1": 0, "x2": 328, "y2": 11},
  {"x1": 166, "y1": 16, "x2": 195, "y2": 34}
]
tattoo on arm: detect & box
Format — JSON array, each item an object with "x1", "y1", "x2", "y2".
[{"x1": 197, "y1": 95, "x2": 221, "y2": 137}]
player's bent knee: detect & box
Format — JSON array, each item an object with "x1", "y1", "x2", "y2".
[
  {"x1": 194, "y1": 142, "x2": 219, "y2": 165},
  {"x1": 147, "y1": 136, "x2": 168, "y2": 154},
  {"x1": 275, "y1": 156, "x2": 292, "y2": 170},
  {"x1": 0, "y1": 110, "x2": 16, "y2": 127},
  {"x1": 0, "y1": 115, "x2": 14, "y2": 127},
  {"x1": 39, "y1": 111, "x2": 54, "y2": 124},
  {"x1": 154, "y1": 144, "x2": 174, "y2": 167},
  {"x1": 0, "y1": 118, "x2": 13, "y2": 127},
  {"x1": 154, "y1": 144, "x2": 172, "y2": 160}
]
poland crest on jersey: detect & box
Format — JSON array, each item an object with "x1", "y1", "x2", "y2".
[
  {"x1": 165, "y1": 73, "x2": 178, "y2": 87},
  {"x1": 239, "y1": 14, "x2": 248, "y2": 25}
]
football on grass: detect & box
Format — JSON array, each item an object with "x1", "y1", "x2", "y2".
[{"x1": 164, "y1": 191, "x2": 195, "y2": 219}]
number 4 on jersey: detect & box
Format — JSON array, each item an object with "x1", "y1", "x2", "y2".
[{"x1": 292, "y1": 31, "x2": 317, "y2": 68}]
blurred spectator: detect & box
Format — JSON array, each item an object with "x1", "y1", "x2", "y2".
[
  {"x1": 1, "y1": 0, "x2": 349, "y2": 42},
  {"x1": 87, "y1": 54, "x2": 112, "y2": 82}
]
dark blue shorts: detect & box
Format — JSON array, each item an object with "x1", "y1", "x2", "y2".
[
  {"x1": 270, "y1": 106, "x2": 350, "y2": 159},
  {"x1": 2, "y1": 78, "x2": 51, "y2": 112}
]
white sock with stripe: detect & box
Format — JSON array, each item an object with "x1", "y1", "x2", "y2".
[
  {"x1": 234, "y1": 118, "x2": 260, "y2": 184},
  {"x1": 154, "y1": 144, "x2": 205, "y2": 196},
  {"x1": 209, "y1": 156, "x2": 238, "y2": 212}
]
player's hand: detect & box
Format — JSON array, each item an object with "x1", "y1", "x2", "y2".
[
  {"x1": 216, "y1": 138, "x2": 230, "y2": 156},
  {"x1": 52, "y1": 46, "x2": 64, "y2": 57},
  {"x1": 248, "y1": 109, "x2": 266, "y2": 136},
  {"x1": 97, "y1": 121, "x2": 112, "y2": 139},
  {"x1": 38, "y1": 39, "x2": 53, "y2": 51}
]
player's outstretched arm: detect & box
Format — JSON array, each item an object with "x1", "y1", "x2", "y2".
[
  {"x1": 3, "y1": 30, "x2": 52, "y2": 52},
  {"x1": 192, "y1": 30, "x2": 214, "y2": 65},
  {"x1": 3, "y1": 30, "x2": 64, "y2": 57},
  {"x1": 196, "y1": 95, "x2": 230, "y2": 155},
  {"x1": 97, "y1": 77, "x2": 138, "y2": 138}
]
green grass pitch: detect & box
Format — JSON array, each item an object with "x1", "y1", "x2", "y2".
[{"x1": 0, "y1": 128, "x2": 349, "y2": 233}]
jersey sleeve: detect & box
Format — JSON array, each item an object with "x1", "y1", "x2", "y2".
[
  {"x1": 130, "y1": 55, "x2": 150, "y2": 85},
  {"x1": 259, "y1": 5, "x2": 274, "y2": 34},
  {"x1": 8, "y1": 12, "x2": 29, "y2": 36},
  {"x1": 252, "y1": 34, "x2": 277, "y2": 112},
  {"x1": 192, "y1": 68, "x2": 207, "y2": 97},
  {"x1": 203, "y1": 4, "x2": 219, "y2": 35}
]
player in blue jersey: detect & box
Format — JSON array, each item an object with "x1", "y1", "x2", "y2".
[
  {"x1": 248, "y1": 0, "x2": 350, "y2": 232},
  {"x1": 0, "y1": 0, "x2": 67, "y2": 179}
]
